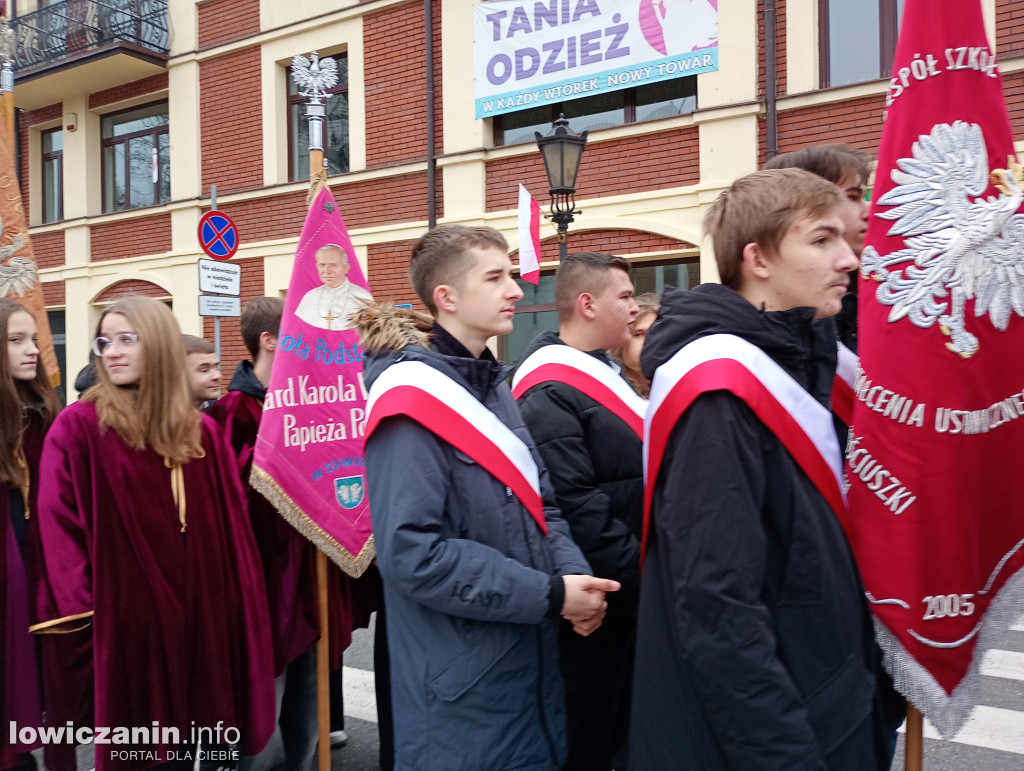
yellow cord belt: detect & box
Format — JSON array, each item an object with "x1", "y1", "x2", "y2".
[
  {"x1": 165, "y1": 458, "x2": 187, "y2": 533},
  {"x1": 16, "y1": 447, "x2": 30, "y2": 520}
]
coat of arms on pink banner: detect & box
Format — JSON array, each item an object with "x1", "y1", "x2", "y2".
[{"x1": 251, "y1": 187, "x2": 374, "y2": 577}]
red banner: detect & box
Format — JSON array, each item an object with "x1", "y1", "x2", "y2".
[
  {"x1": 251, "y1": 187, "x2": 374, "y2": 577},
  {"x1": 849, "y1": 0, "x2": 1024, "y2": 737},
  {"x1": 0, "y1": 121, "x2": 59, "y2": 384}
]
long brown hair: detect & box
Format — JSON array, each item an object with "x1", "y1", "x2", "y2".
[
  {"x1": 0, "y1": 298, "x2": 61, "y2": 486},
  {"x1": 85, "y1": 296, "x2": 203, "y2": 465}
]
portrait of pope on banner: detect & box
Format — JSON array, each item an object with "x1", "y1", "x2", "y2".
[{"x1": 294, "y1": 243, "x2": 374, "y2": 330}]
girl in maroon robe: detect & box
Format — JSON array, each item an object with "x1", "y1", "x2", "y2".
[
  {"x1": 32, "y1": 296, "x2": 275, "y2": 771},
  {"x1": 1, "y1": 299, "x2": 60, "y2": 771}
]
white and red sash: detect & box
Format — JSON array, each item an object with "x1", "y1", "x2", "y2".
[
  {"x1": 365, "y1": 360, "x2": 547, "y2": 534},
  {"x1": 511, "y1": 344, "x2": 647, "y2": 438},
  {"x1": 642, "y1": 334, "x2": 848, "y2": 560},
  {"x1": 831, "y1": 342, "x2": 858, "y2": 426}
]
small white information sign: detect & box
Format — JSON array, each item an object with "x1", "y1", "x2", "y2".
[
  {"x1": 199, "y1": 295, "x2": 241, "y2": 317},
  {"x1": 198, "y1": 258, "x2": 241, "y2": 296}
]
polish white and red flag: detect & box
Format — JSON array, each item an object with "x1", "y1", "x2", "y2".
[
  {"x1": 518, "y1": 183, "x2": 542, "y2": 284},
  {"x1": 848, "y1": 0, "x2": 1024, "y2": 736}
]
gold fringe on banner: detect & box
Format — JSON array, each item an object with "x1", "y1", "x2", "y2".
[{"x1": 250, "y1": 463, "x2": 376, "y2": 578}]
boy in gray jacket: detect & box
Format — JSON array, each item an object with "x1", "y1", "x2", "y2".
[{"x1": 357, "y1": 224, "x2": 619, "y2": 771}]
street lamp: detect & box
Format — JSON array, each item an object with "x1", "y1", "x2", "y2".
[{"x1": 535, "y1": 114, "x2": 588, "y2": 262}]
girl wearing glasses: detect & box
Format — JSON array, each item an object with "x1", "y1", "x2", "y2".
[
  {"x1": 32, "y1": 296, "x2": 274, "y2": 770},
  {"x1": 1, "y1": 299, "x2": 60, "y2": 771}
]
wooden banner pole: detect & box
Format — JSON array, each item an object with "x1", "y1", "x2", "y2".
[
  {"x1": 2, "y1": 90, "x2": 11, "y2": 154},
  {"x1": 316, "y1": 549, "x2": 331, "y2": 770},
  {"x1": 0, "y1": 18, "x2": 11, "y2": 147},
  {"x1": 905, "y1": 703, "x2": 924, "y2": 771},
  {"x1": 292, "y1": 52, "x2": 337, "y2": 765},
  {"x1": 308, "y1": 136, "x2": 330, "y2": 771}
]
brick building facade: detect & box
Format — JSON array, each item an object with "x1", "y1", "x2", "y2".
[{"x1": 11, "y1": 0, "x2": 1021, "y2": 391}]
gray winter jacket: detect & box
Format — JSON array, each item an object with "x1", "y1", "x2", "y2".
[{"x1": 358, "y1": 306, "x2": 591, "y2": 771}]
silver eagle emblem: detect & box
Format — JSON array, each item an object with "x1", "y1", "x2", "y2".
[
  {"x1": 0, "y1": 255, "x2": 36, "y2": 298},
  {"x1": 861, "y1": 121, "x2": 1024, "y2": 357},
  {"x1": 290, "y1": 51, "x2": 340, "y2": 103}
]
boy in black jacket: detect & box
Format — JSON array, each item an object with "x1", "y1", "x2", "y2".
[
  {"x1": 514, "y1": 251, "x2": 642, "y2": 770},
  {"x1": 631, "y1": 169, "x2": 892, "y2": 770}
]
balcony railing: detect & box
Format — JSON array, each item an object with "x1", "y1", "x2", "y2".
[{"x1": 12, "y1": 0, "x2": 169, "y2": 78}]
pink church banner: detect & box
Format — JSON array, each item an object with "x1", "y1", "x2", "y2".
[{"x1": 251, "y1": 187, "x2": 374, "y2": 577}]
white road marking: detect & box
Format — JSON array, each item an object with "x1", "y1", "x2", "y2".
[
  {"x1": 981, "y1": 649, "x2": 1024, "y2": 683},
  {"x1": 899, "y1": 705, "x2": 1024, "y2": 755},
  {"x1": 343, "y1": 665, "x2": 378, "y2": 724}
]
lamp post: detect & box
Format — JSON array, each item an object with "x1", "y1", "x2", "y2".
[{"x1": 535, "y1": 114, "x2": 588, "y2": 262}]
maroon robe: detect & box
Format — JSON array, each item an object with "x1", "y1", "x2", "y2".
[
  {"x1": 207, "y1": 389, "x2": 352, "y2": 671},
  {"x1": 2, "y1": 483, "x2": 41, "y2": 768},
  {"x1": 21, "y1": 411, "x2": 94, "y2": 771},
  {"x1": 2, "y1": 413, "x2": 45, "y2": 768},
  {"x1": 34, "y1": 402, "x2": 275, "y2": 771}
]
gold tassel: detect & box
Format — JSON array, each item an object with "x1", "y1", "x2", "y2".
[
  {"x1": 15, "y1": 446, "x2": 30, "y2": 520},
  {"x1": 164, "y1": 458, "x2": 187, "y2": 533}
]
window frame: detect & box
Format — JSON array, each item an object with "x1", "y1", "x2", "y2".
[
  {"x1": 818, "y1": 0, "x2": 901, "y2": 89},
  {"x1": 40, "y1": 126, "x2": 63, "y2": 224},
  {"x1": 492, "y1": 78, "x2": 697, "y2": 147},
  {"x1": 47, "y1": 308, "x2": 66, "y2": 406},
  {"x1": 287, "y1": 54, "x2": 350, "y2": 182},
  {"x1": 99, "y1": 100, "x2": 170, "y2": 214}
]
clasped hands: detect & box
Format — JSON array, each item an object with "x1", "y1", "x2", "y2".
[{"x1": 561, "y1": 575, "x2": 621, "y2": 637}]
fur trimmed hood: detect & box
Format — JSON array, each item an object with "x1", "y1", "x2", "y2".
[
  {"x1": 356, "y1": 304, "x2": 513, "y2": 402},
  {"x1": 351, "y1": 302, "x2": 433, "y2": 355}
]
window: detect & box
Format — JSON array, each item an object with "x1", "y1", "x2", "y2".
[
  {"x1": 289, "y1": 55, "x2": 349, "y2": 181},
  {"x1": 47, "y1": 310, "x2": 66, "y2": 406},
  {"x1": 101, "y1": 102, "x2": 170, "y2": 213},
  {"x1": 498, "y1": 258, "x2": 699, "y2": 367},
  {"x1": 819, "y1": 0, "x2": 905, "y2": 88},
  {"x1": 41, "y1": 127, "x2": 62, "y2": 223},
  {"x1": 495, "y1": 77, "x2": 697, "y2": 146}
]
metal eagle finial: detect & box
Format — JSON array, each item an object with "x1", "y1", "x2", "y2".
[{"x1": 291, "y1": 51, "x2": 340, "y2": 104}]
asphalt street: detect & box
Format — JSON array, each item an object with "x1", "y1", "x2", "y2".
[{"x1": 35, "y1": 613, "x2": 1024, "y2": 769}]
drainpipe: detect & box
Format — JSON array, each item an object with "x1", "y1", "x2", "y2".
[
  {"x1": 764, "y1": 0, "x2": 779, "y2": 161},
  {"x1": 425, "y1": 0, "x2": 436, "y2": 228},
  {"x1": 13, "y1": 106, "x2": 19, "y2": 184}
]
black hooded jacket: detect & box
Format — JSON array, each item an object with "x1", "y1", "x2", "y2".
[
  {"x1": 629, "y1": 284, "x2": 891, "y2": 770},
  {"x1": 516, "y1": 330, "x2": 643, "y2": 614},
  {"x1": 225, "y1": 359, "x2": 266, "y2": 400}
]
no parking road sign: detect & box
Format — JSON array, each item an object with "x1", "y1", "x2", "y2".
[{"x1": 198, "y1": 210, "x2": 239, "y2": 260}]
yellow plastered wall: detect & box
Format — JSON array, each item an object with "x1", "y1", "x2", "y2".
[{"x1": 41, "y1": 0, "x2": 788, "y2": 396}]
